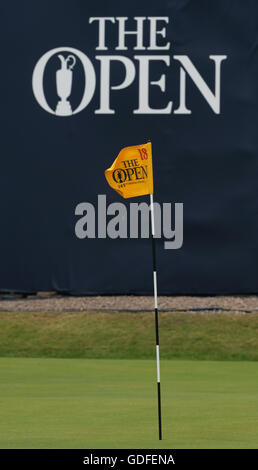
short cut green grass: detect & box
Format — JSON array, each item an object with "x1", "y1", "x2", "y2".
[{"x1": 1, "y1": 357, "x2": 258, "y2": 449}]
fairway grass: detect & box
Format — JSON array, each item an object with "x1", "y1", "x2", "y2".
[{"x1": 1, "y1": 357, "x2": 258, "y2": 449}]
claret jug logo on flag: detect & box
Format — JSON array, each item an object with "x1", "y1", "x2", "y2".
[{"x1": 105, "y1": 142, "x2": 153, "y2": 198}]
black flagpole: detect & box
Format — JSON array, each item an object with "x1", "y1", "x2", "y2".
[{"x1": 150, "y1": 193, "x2": 162, "y2": 440}]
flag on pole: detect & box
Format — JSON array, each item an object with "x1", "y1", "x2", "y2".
[
  {"x1": 105, "y1": 142, "x2": 153, "y2": 198},
  {"x1": 105, "y1": 141, "x2": 163, "y2": 440}
]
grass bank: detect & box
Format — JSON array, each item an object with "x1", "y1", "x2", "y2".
[{"x1": 0, "y1": 311, "x2": 258, "y2": 360}]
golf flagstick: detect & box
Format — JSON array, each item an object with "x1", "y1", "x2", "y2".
[
  {"x1": 150, "y1": 193, "x2": 162, "y2": 441},
  {"x1": 105, "y1": 142, "x2": 161, "y2": 439}
]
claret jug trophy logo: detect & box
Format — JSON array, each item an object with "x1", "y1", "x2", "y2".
[
  {"x1": 32, "y1": 46, "x2": 96, "y2": 116},
  {"x1": 55, "y1": 54, "x2": 76, "y2": 116}
]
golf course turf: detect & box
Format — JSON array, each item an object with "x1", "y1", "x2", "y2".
[
  {"x1": 1, "y1": 357, "x2": 258, "y2": 449},
  {"x1": 0, "y1": 311, "x2": 258, "y2": 448},
  {"x1": 1, "y1": 311, "x2": 258, "y2": 360}
]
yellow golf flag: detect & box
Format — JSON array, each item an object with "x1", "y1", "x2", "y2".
[{"x1": 105, "y1": 142, "x2": 153, "y2": 198}]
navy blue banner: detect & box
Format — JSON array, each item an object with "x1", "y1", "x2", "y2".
[{"x1": 1, "y1": 1, "x2": 258, "y2": 294}]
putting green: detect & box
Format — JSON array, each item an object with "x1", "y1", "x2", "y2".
[{"x1": 0, "y1": 357, "x2": 258, "y2": 448}]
